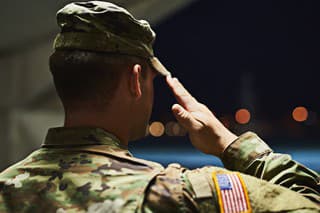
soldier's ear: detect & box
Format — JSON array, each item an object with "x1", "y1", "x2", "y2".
[{"x1": 129, "y1": 64, "x2": 142, "y2": 99}]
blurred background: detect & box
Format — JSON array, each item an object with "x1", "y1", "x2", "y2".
[{"x1": 0, "y1": 0, "x2": 319, "y2": 172}]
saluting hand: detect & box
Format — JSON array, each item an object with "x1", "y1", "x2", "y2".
[{"x1": 166, "y1": 76, "x2": 237, "y2": 157}]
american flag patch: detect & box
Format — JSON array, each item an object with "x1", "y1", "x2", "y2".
[{"x1": 212, "y1": 172, "x2": 251, "y2": 213}]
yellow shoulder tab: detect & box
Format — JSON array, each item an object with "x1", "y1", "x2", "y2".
[{"x1": 212, "y1": 172, "x2": 252, "y2": 213}]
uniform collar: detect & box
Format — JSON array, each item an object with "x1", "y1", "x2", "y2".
[{"x1": 42, "y1": 127, "x2": 128, "y2": 150}]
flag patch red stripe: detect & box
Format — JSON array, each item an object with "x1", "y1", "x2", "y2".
[{"x1": 213, "y1": 173, "x2": 251, "y2": 213}]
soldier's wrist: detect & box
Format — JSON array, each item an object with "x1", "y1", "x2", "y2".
[
  {"x1": 221, "y1": 131, "x2": 272, "y2": 171},
  {"x1": 218, "y1": 133, "x2": 239, "y2": 158}
]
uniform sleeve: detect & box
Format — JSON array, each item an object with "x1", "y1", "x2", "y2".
[
  {"x1": 221, "y1": 131, "x2": 320, "y2": 203},
  {"x1": 142, "y1": 167, "x2": 223, "y2": 212},
  {"x1": 142, "y1": 165, "x2": 320, "y2": 213},
  {"x1": 142, "y1": 164, "x2": 198, "y2": 213}
]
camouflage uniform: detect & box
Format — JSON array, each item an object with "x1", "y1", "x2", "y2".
[
  {"x1": 0, "y1": 127, "x2": 319, "y2": 212},
  {"x1": 0, "y1": 1, "x2": 319, "y2": 212}
]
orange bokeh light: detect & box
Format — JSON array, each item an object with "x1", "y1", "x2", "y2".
[
  {"x1": 235, "y1": 109, "x2": 251, "y2": 124},
  {"x1": 292, "y1": 106, "x2": 308, "y2": 122},
  {"x1": 149, "y1": 121, "x2": 165, "y2": 137}
]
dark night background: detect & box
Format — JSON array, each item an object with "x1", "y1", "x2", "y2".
[{"x1": 130, "y1": 0, "x2": 320, "y2": 172}]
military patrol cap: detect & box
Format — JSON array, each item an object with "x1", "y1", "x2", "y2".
[{"x1": 53, "y1": 1, "x2": 170, "y2": 76}]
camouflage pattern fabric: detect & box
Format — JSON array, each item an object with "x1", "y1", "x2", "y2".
[
  {"x1": 0, "y1": 127, "x2": 319, "y2": 212},
  {"x1": 221, "y1": 132, "x2": 320, "y2": 203},
  {"x1": 54, "y1": 1, "x2": 155, "y2": 59},
  {"x1": 53, "y1": 1, "x2": 171, "y2": 77}
]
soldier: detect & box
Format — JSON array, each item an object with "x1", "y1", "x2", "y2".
[{"x1": 0, "y1": 1, "x2": 319, "y2": 212}]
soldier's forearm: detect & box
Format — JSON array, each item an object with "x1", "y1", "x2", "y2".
[{"x1": 221, "y1": 132, "x2": 320, "y2": 203}]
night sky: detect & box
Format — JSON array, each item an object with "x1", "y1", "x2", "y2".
[{"x1": 145, "y1": 0, "x2": 320, "y2": 141}]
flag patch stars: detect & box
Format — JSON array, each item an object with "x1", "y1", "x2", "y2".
[{"x1": 212, "y1": 172, "x2": 252, "y2": 213}]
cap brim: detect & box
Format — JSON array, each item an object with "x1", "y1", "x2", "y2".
[{"x1": 149, "y1": 57, "x2": 171, "y2": 77}]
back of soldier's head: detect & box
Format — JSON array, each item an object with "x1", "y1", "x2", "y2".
[
  {"x1": 49, "y1": 1, "x2": 170, "y2": 110},
  {"x1": 50, "y1": 50, "x2": 148, "y2": 111}
]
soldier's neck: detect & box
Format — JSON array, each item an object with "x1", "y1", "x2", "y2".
[{"x1": 64, "y1": 110, "x2": 130, "y2": 146}]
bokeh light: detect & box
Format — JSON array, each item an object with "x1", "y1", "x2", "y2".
[
  {"x1": 292, "y1": 106, "x2": 308, "y2": 122},
  {"x1": 172, "y1": 122, "x2": 181, "y2": 136},
  {"x1": 235, "y1": 108, "x2": 251, "y2": 124},
  {"x1": 165, "y1": 121, "x2": 187, "y2": 136},
  {"x1": 149, "y1": 121, "x2": 165, "y2": 137},
  {"x1": 165, "y1": 121, "x2": 175, "y2": 136}
]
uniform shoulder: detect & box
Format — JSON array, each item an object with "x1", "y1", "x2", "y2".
[
  {"x1": 129, "y1": 155, "x2": 165, "y2": 171},
  {"x1": 143, "y1": 164, "x2": 224, "y2": 212}
]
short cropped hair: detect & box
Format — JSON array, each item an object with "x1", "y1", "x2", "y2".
[{"x1": 49, "y1": 50, "x2": 148, "y2": 111}]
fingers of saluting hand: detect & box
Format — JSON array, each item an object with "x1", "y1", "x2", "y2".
[{"x1": 166, "y1": 76, "x2": 198, "y2": 111}]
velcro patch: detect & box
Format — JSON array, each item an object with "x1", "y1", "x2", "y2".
[
  {"x1": 187, "y1": 170, "x2": 212, "y2": 199},
  {"x1": 212, "y1": 172, "x2": 251, "y2": 213}
]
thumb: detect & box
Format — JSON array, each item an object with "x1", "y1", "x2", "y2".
[{"x1": 171, "y1": 104, "x2": 196, "y2": 130}]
